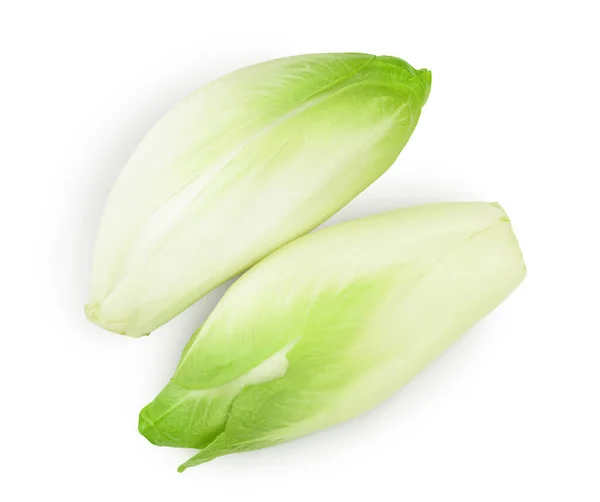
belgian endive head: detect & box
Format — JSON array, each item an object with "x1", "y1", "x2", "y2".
[
  {"x1": 86, "y1": 53, "x2": 431, "y2": 337},
  {"x1": 138, "y1": 202, "x2": 526, "y2": 471}
]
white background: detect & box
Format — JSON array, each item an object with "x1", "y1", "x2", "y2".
[{"x1": 1, "y1": 1, "x2": 598, "y2": 500}]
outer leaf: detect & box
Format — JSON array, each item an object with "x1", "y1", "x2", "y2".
[
  {"x1": 86, "y1": 53, "x2": 431, "y2": 337},
  {"x1": 138, "y1": 202, "x2": 526, "y2": 471}
]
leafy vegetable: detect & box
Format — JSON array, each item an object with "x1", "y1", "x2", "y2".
[
  {"x1": 138, "y1": 202, "x2": 526, "y2": 471},
  {"x1": 85, "y1": 53, "x2": 431, "y2": 337}
]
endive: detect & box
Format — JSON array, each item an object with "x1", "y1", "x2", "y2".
[
  {"x1": 86, "y1": 52, "x2": 431, "y2": 337},
  {"x1": 139, "y1": 202, "x2": 526, "y2": 471}
]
